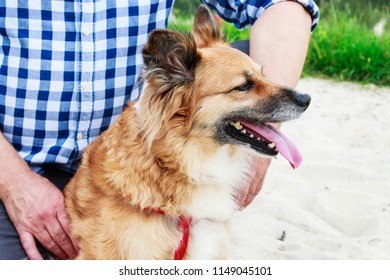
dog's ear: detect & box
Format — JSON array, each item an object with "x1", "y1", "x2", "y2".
[
  {"x1": 142, "y1": 29, "x2": 199, "y2": 83},
  {"x1": 192, "y1": 5, "x2": 224, "y2": 48}
]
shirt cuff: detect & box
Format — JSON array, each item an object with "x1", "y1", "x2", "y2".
[{"x1": 201, "y1": 0, "x2": 320, "y2": 31}]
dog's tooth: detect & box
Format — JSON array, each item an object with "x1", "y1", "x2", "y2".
[
  {"x1": 231, "y1": 121, "x2": 242, "y2": 130},
  {"x1": 256, "y1": 137, "x2": 261, "y2": 141},
  {"x1": 249, "y1": 133, "x2": 254, "y2": 138},
  {"x1": 268, "y1": 143, "x2": 276, "y2": 148},
  {"x1": 241, "y1": 129, "x2": 247, "y2": 134}
]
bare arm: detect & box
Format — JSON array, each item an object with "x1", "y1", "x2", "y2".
[
  {"x1": 250, "y1": 1, "x2": 312, "y2": 87},
  {"x1": 0, "y1": 133, "x2": 78, "y2": 259},
  {"x1": 238, "y1": 1, "x2": 312, "y2": 208}
]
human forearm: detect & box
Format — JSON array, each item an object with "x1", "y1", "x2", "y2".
[
  {"x1": 0, "y1": 132, "x2": 32, "y2": 200},
  {"x1": 249, "y1": 1, "x2": 312, "y2": 88}
]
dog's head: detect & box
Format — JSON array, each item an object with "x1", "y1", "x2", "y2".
[{"x1": 138, "y1": 5, "x2": 310, "y2": 169}]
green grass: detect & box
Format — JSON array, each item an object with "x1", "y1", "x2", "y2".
[
  {"x1": 303, "y1": 4, "x2": 390, "y2": 86},
  {"x1": 170, "y1": 2, "x2": 389, "y2": 86}
]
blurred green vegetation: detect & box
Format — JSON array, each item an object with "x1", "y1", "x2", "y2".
[
  {"x1": 304, "y1": 2, "x2": 389, "y2": 86},
  {"x1": 172, "y1": 0, "x2": 199, "y2": 17}
]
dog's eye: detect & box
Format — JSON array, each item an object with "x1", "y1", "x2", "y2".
[{"x1": 234, "y1": 80, "x2": 254, "y2": 92}]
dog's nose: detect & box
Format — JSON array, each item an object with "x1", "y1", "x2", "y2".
[{"x1": 294, "y1": 93, "x2": 311, "y2": 108}]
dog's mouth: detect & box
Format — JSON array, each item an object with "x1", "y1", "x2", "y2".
[{"x1": 225, "y1": 120, "x2": 302, "y2": 168}]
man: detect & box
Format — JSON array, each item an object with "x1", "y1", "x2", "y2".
[{"x1": 0, "y1": 0, "x2": 319, "y2": 260}]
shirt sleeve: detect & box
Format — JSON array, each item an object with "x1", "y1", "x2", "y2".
[{"x1": 200, "y1": 0, "x2": 320, "y2": 31}]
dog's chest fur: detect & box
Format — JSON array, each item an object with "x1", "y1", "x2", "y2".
[
  {"x1": 183, "y1": 146, "x2": 252, "y2": 259},
  {"x1": 185, "y1": 146, "x2": 251, "y2": 220}
]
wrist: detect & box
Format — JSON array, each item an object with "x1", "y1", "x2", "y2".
[
  {"x1": 0, "y1": 134, "x2": 33, "y2": 200},
  {"x1": 0, "y1": 165, "x2": 33, "y2": 201}
]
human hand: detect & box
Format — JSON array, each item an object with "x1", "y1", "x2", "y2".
[
  {"x1": 1, "y1": 170, "x2": 79, "y2": 260},
  {"x1": 235, "y1": 156, "x2": 271, "y2": 210}
]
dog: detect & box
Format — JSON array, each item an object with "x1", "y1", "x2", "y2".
[{"x1": 64, "y1": 5, "x2": 311, "y2": 260}]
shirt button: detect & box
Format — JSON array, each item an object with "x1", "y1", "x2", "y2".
[
  {"x1": 82, "y1": 82, "x2": 89, "y2": 91},
  {"x1": 82, "y1": 27, "x2": 90, "y2": 36},
  {"x1": 77, "y1": 132, "x2": 83, "y2": 141}
]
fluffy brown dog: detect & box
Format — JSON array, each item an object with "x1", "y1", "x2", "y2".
[{"x1": 64, "y1": 5, "x2": 310, "y2": 260}]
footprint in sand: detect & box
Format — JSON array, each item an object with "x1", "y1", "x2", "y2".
[{"x1": 302, "y1": 189, "x2": 387, "y2": 237}]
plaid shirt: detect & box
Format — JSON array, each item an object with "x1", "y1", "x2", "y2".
[{"x1": 0, "y1": 0, "x2": 319, "y2": 173}]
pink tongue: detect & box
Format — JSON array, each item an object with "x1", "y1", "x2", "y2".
[{"x1": 240, "y1": 121, "x2": 302, "y2": 169}]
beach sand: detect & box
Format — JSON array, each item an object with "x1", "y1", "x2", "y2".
[{"x1": 231, "y1": 78, "x2": 390, "y2": 260}]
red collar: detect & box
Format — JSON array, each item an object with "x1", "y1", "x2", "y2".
[
  {"x1": 173, "y1": 216, "x2": 192, "y2": 260},
  {"x1": 145, "y1": 208, "x2": 192, "y2": 260}
]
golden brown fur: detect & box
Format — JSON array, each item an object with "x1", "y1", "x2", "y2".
[{"x1": 64, "y1": 5, "x2": 309, "y2": 259}]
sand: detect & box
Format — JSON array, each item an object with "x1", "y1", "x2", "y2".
[{"x1": 231, "y1": 77, "x2": 390, "y2": 260}]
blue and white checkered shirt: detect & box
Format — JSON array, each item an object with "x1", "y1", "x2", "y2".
[{"x1": 0, "y1": 0, "x2": 319, "y2": 173}]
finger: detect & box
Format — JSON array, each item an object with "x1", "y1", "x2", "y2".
[
  {"x1": 242, "y1": 163, "x2": 263, "y2": 207},
  {"x1": 19, "y1": 231, "x2": 44, "y2": 260},
  {"x1": 241, "y1": 157, "x2": 271, "y2": 210},
  {"x1": 235, "y1": 166, "x2": 258, "y2": 210},
  {"x1": 242, "y1": 175, "x2": 264, "y2": 209},
  {"x1": 235, "y1": 182, "x2": 249, "y2": 210},
  {"x1": 45, "y1": 220, "x2": 77, "y2": 259},
  {"x1": 56, "y1": 210, "x2": 79, "y2": 258},
  {"x1": 35, "y1": 227, "x2": 68, "y2": 260}
]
